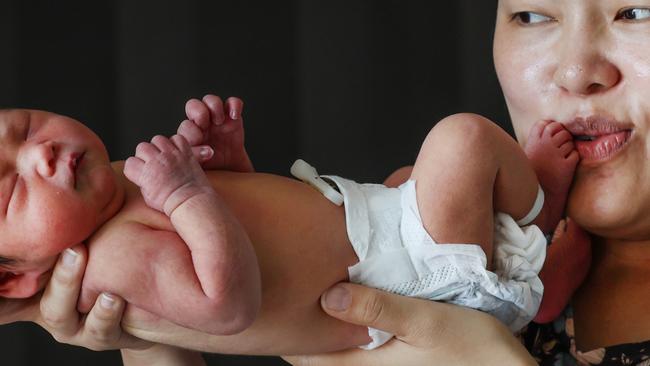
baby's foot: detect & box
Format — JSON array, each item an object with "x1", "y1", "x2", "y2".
[
  {"x1": 524, "y1": 120, "x2": 579, "y2": 234},
  {"x1": 179, "y1": 95, "x2": 254, "y2": 172}
]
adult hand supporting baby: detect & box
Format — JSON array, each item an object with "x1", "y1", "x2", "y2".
[
  {"x1": 284, "y1": 283, "x2": 536, "y2": 366},
  {"x1": 35, "y1": 244, "x2": 149, "y2": 351}
]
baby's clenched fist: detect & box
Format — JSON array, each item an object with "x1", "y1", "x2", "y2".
[{"x1": 124, "y1": 134, "x2": 213, "y2": 216}]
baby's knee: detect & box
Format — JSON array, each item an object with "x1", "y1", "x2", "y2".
[{"x1": 422, "y1": 113, "x2": 503, "y2": 158}]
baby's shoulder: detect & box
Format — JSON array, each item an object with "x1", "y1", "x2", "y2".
[{"x1": 88, "y1": 197, "x2": 174, "y2": 252}]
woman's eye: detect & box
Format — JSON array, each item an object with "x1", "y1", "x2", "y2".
[
  {"x1": 512, "y1": 11, "x2": 553, "y2": 25},
  {"x1": 616, "y1": 8, "x2": 650, "y2": 21}
]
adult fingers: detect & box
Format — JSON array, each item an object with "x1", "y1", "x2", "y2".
[
  {"x1": 320, "y1": 283, "x2": 435, "y2": 342},
  {"x1": 82, "y1": 293, "x2": 125, "y2": 350},
  {"x1": 82, "y1": 293, "x2": 149, "y2": 350},
  {"x1": 284, "y1": 341, "x2": 405, "y2": 366},
  {"x1": 38, "y1": 245, "x2": 87, "y2": 338}
]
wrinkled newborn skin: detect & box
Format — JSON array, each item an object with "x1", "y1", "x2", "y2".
[{"x1": 82, "y1": 166, "x2": 370, "y2": 355}]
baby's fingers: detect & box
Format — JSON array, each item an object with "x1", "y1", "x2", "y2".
[
  {"x1": 123, "y1": 157, "x2": 145, "y2": 186},
  {"x1": 185, "y1": 98, "x2": 211, "y2": 129},
  {"x1": 191, "y1": 145, "x2": 214, "y2": 162},
  {"x1": 225, "y1": 97, "x2": 244, "y2": 121},
  {"x1": 202, "y1": 94, "x2": 225, "y2": 126},
  {"x1": 177, "y1": 119, "x2": 204, "y2": 146},
  {"x1": 135, "y1": 141, "x2": 159, "y2": 161},
  {"x1": 151, "y1": 135, "x2": 176, "y2": 153}
]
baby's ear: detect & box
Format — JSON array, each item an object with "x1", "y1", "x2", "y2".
[{"x1": 0, "y1": 270, "x2": 42, "y2": 298}]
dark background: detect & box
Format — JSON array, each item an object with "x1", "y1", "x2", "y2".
[{"x1": 0, "y1": 1, "x2": 505, "y2": 365}]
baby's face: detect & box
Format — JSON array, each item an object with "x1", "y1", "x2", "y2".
[{"x1": 0, "y1": 110, "x2": 123, "y2": 284}]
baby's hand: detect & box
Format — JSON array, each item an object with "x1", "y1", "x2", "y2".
[
  {"x1": 124, "y1": 135, "x2": 214, "y2": 216},
  {"x1": 178, "y1": 95, "x2": 254, "y2": 172}
]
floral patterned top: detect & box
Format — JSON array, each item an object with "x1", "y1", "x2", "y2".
[{"x1": 520, "y1": 306, "x2": 650, "y2": 365}]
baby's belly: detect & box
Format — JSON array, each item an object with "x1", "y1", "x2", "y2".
[{"x1": 125, "y1": 171, "x2": 370, "y2": 354}]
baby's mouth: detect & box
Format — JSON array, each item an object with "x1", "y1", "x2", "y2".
[{"x1": 69, "y1": 152, "x2": 85, "y2": 188}]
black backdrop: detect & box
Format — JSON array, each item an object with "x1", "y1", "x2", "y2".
[{"x1": 1, "y1": 1, "x2": 505, "y2": 365}]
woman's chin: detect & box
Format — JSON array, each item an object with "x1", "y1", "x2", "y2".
[{"x1": 567, "y1": 194, "x2": 645, "y2": 240}]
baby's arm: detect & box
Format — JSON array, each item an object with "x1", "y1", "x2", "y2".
[{"x1": 123, "y1": 135, "x2": 261, "y2": 334}]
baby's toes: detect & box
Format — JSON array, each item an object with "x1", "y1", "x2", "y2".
[
  {"x1": 543, "y1": 121, "x2": 567, "y2": 139},
  {"x1": 566, "y1": 150, "x2": 580, "y2": 165},
  {"x1": 558, "y1": 140, "x2": 575, "y2": 158},
  {"x1": 528, "y1": 120, "x2": 550, "y2": 141},
  {"x1": 552, "y1": 127, "x2": 573, "y2": 142}
]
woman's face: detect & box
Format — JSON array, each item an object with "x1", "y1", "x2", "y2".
[{"x1": 494, "y1": 0, "x2": 650, "y2": 240}]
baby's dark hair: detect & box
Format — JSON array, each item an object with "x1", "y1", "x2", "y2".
[{"x1": 0, "y1": 256, "x2": 15, "y2": 267}]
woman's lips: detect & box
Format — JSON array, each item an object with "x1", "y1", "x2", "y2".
[
  {"x1": 562, "y1": 115, "x2": 634, "y2": 164},
  {"x1": 574, "y1": 130, "x2": 632, "y2": 162}
]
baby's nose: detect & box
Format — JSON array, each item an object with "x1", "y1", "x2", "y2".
[{"x1": 22, "y1": 142, "x2": 56, "y2": 177}]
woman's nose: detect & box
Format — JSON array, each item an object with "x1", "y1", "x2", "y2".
[
  {"x1": 552, "y1": 44, "x2": 621, "y2": 96},
  {"x1": 19, "y1": 142, "x2": 56, "y2": 177}
]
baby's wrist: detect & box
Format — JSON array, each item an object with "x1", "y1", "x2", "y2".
[{"x1": 163, "y1": 184, "x2": 216, "y2": 217}]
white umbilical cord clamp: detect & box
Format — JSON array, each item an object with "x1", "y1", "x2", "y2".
[
  {"x1": 516, "y1": 185, "x2": 545, "y2": 226},
  {"x1": 290, "y1": 159, "x2": 344, "y2": 206}
]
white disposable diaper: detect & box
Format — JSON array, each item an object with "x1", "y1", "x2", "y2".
[{"x1": 322, "y1": 176, "x2": 546, "y2": 350}]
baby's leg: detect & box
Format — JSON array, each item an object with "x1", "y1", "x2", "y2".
[{"x1": 410, "y1": 114, "x2": 540, "y2": 265}]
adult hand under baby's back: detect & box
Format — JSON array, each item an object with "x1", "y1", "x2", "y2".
[
  {"x1": 35, "y1": 244, "x2": 149, "y2": 351},
  {"x1": 284, "y1": 283, "x2": 536, "y2": 366}
]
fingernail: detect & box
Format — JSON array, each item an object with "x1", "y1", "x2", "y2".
[
  {"x1": 230, "y1": 109, "x2": 237, "y2": 120},
  {"x1": 200, "y1": 147, "x2": 213, "y2": 159},
  {"x1": 62, "y1": 248, "x2": 78, "y2": 268},
  {"x1": 100, "y1": 293, "x2": 116, "y2": 309},
  {"x1": 323, "y1": 285, "x2": 351, "y2": 311}
]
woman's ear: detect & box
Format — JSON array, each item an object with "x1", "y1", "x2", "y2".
[{"x1": 0, "y1": 270, "x2": 43, "y2": 298}]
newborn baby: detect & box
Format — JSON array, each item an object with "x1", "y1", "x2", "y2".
[{"x1": 0, "y1": 97, "x2": 582, "y2": 353}]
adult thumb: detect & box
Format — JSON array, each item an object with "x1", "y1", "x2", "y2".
[{"x1": 320, "y1": 283, "x2": 411, "y2": 337}]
